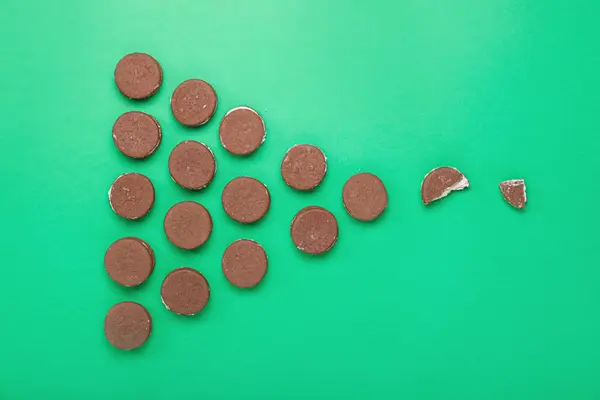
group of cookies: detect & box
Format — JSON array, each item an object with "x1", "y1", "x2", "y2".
[
  {"x1": 104, "y1": 52, "x2": 527, "y2": 351},
  {"x1": 104, "y1": 53, "x2": 390, "y2": 351},
  {"x1": 420, "y1": 167, "x2": 527, "y2": 209}
]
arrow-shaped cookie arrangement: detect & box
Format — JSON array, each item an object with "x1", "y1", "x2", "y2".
[{"x1": 104, "y1": 53, "x2": 527, "y2": 351}]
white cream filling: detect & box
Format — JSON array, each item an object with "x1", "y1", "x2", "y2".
[{"x1": 439, "y1": 174, "x2": 470, "y2": 200}]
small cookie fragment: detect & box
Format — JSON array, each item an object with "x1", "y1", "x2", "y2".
[
  {"x1": 109, "y1": 173, "x2": 155, "y2": 219},
  {"x1": 114, "y1": 53, "x2": 162, "y2": 100},
  {"x1": 164, "y1": 201, "x2": 212, "y2": 250},
  {"x1": 499, "y1": 179, "x2": 526, "y2": 209},
  {"x1": 104, "y1": 302, "x2": 152, "y2": 350},
  {"x1": 421, "y1": 167, "x2": 469, "y2": 205},
  {"x1": 112, "y1": 111, "x2": 162, "y2": 159},
  {"x1": 171, "y1": 79, "x2": 217, "y2": 126},
  {"x1": 342, "y1": 173, "x2": 388, "y2": 221},
  {"x1": 219, "y1": 107, "x2": 266, "y2": 155},
  {"x1": 222, "y1": 177, "x2": 270, "y2": 223},
  {"x1": 161, "y1": 268, "x2": 210, "y2": 316},
  {"x1": 222, "y1": 239, "x2": 268, "y2": 288},
  {"x1": 104, "y1": 237, "x2": 155, "y2": 286},
  {"x1": 281, "y1": 144, "x2": 327, "y2": 191},
  {"x1": 291, "y1": 206, "x2": 338, "y2": 255},
  {"x1": 168, "y1": 141, "x2": 216, "y2": 190}
]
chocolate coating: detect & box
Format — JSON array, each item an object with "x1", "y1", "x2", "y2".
[
  {"x1": 168, "y1": 141, "x2": 216, "y2": 190},
  {"x1": 109, "y1": 173, "x2": 155, "y2": 219},
  {"x1": 104, "y1": 237, "x2": 154, "y2": 286},
  {"x1": 222, "y1": 177, "x2": 270, "y2": 223},
  {"x1": 164, "y1": 201, "x2": 212, "y2": 250},
  {"x1": 161, "y1": 268, "x2": 210, "y2": 315},
  {"x1": 342, "y1": 173, "x2": 388, "y2": 221},
  {"x1": 104, "y1": 302, "x2": 152, "y2": 350},
  {"x1": 290, "y1": 206, "x2": 338, "y2": 255},
  {"x1": 114, "y1": 53, "x2": 162, "y2": 99},
  {"x1": 281, "y1": 144, "x2": 327, "y2": 191},
  {"x1": 421, "y1": 167, "x2": 469, "y2": 205},
  {"x1": 219, "y1": 107, "x2": 265, "y2": 155},
  {"x1": 499, "y1": 179, "x2": 526, "y2": 209},
  {"x1": 112, "y1": 111, "x2": 161, "y2": 159},
  {"x1": 222, "y1": 239, "x2": 268, "y2": 288},
  {"x1": 171, "y1": 79, "x2": 217, "y2": 126}
]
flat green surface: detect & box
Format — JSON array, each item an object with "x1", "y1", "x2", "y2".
[{"x1": 1, "y1": 0, "x2": 599, "y2": 398}]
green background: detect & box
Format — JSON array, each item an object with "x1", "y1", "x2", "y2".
[{"x1": 1, "y1": 0, "x2": 599, "y2": 398}]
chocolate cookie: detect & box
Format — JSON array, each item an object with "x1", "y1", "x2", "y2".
[
  {"x1": 161, "y1": 268, "x2": 210, "y2": 315},
  {"x1": 168, "y1": 141, "x2": 216, "y2": 190},
  {"x1": 114, "y1": 53, "x2": 162, "y2": 100},
  {"x1": 104, "y1": 237, "x2": 154, "y2": 287},
  {"x1": 421, "y1": 167, "x2": 469, "y2": 205},
  {"x1": 164, "y1": 201, "x2": 212, "y2": 250},
  {"x1": 108, "y1": 173, "x2": 155, "y2": 219},
  {"x1": 281, "y1": 144, "x2": 327, "y2": 191},
  {"x1": 219, "y1": 107, "x2": 266, "y2": 155},
  {"x1": 104, "y1": 302, "x2": 152, "y2": 350},
  {"x1": 342, "y1": 173, "x2": 388, "y2": 221},
  {"x1": 222, "y1": 239, "x2": 268, "y2": 288},
  {"x1": 171, "y1": 79, "x2": 217, "y2": 126},
  {"x1": 499, "y1": 179, "x2": 527, "y2": 209},
  {"x1": 222, "y1": 177, "x2": 270, "y2": 223},
  {"x1": 112, "y1": 111, "x2": 161, "y2": 159},
  {"x1": 291, "y1": 206, "x2": 338, "y2": 255}
]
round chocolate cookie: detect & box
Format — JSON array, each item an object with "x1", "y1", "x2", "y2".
[
  {"x1": 114, "y1": 53, "x2": 162, "y2": 100},
  {"x1": 104, "y1": 302, "x2": 152, "y2": 350},
  {"x1": 161, "y1": 268, "x2": 210, "y2": 316},
  {"x1": 222, "y1": 239, "x2": 268, "y2": 288},
  {"x1": 171, "y1": 79, "x2": 217, "y2": 126},
  {"x1": 342, "y1": 173, "x2": 388, "y2": 221},
  {"x1": 112, "y1": 111, "x2": 161, "y2": 159},
  {"x1": 108, "y1": 173, "x2": 155, "y2": 219},
  {"x1": 219, "y1": 107, "x2": 266, "y2": 155},
  {"x1": 168, "y1": 141, "x2": 216, "y2": 190},
  {"x1": 222, "y1": 177, "x2": 270, "y2": 224},
  {"x1": 290, "y1": 206, "x2": 338, "y2": 255},
  {"x1": 281, "y1": 144, "x2": 327, "y2": 191},
  {"x1": 164, "y1": 201, "x2": 212, "y2": 250},
  {"x1": 104, "y1": 237, "x2": 154, "y2": 287}
]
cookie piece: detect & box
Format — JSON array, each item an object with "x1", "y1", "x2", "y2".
[
  {"x1": 219, "y1": 107, "x2": 266, "y2": 155},
  {"x1": 161, "y1": 268, "x2": 210, "y2": 315},
  {"x1": 164, "y1": 201, "x2": 212, "y2": 250},
  {"x1": 104, "y1": 302, "x2": 152, "y2": 350},
  {"x1": 171, "y1": 79, "x2": 217, "y2": 126},
  {"x1": 281, "y1": 144, "x2": 327, "y2": 191},
  {"x1": 104, "y1": 237, "x2": 155, "y2": 286},
  {"x1": 114, "y1": 53, "x2": 162, "y2": 99},
  {"x1": 290, "y1": 206, "x2": 338, "y2": 255},
  {"x1": 168, "y1": 141, "x2": 216, "y2": 190},
  {"x1": 342, "y1": 173, "x2": 388, "y2": 221},
  {"x1": 222, "y1": 177, "x2": 270, "y2": 223},
  {"x1": 112, "y1": 111, "x2": 161, "y2": 159},
  {"x1": 222, "y1": 239, "x2": 268, "y2": 288},
  {"x1": 421, "y1": 167, "x2": 469, "y2": 205},
  {"x1": 499, "y1": 179, "x2": 526, "y2": 209},
  {"x1": 108, "y1": 173, "x2": 155, "y2": 219}
]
